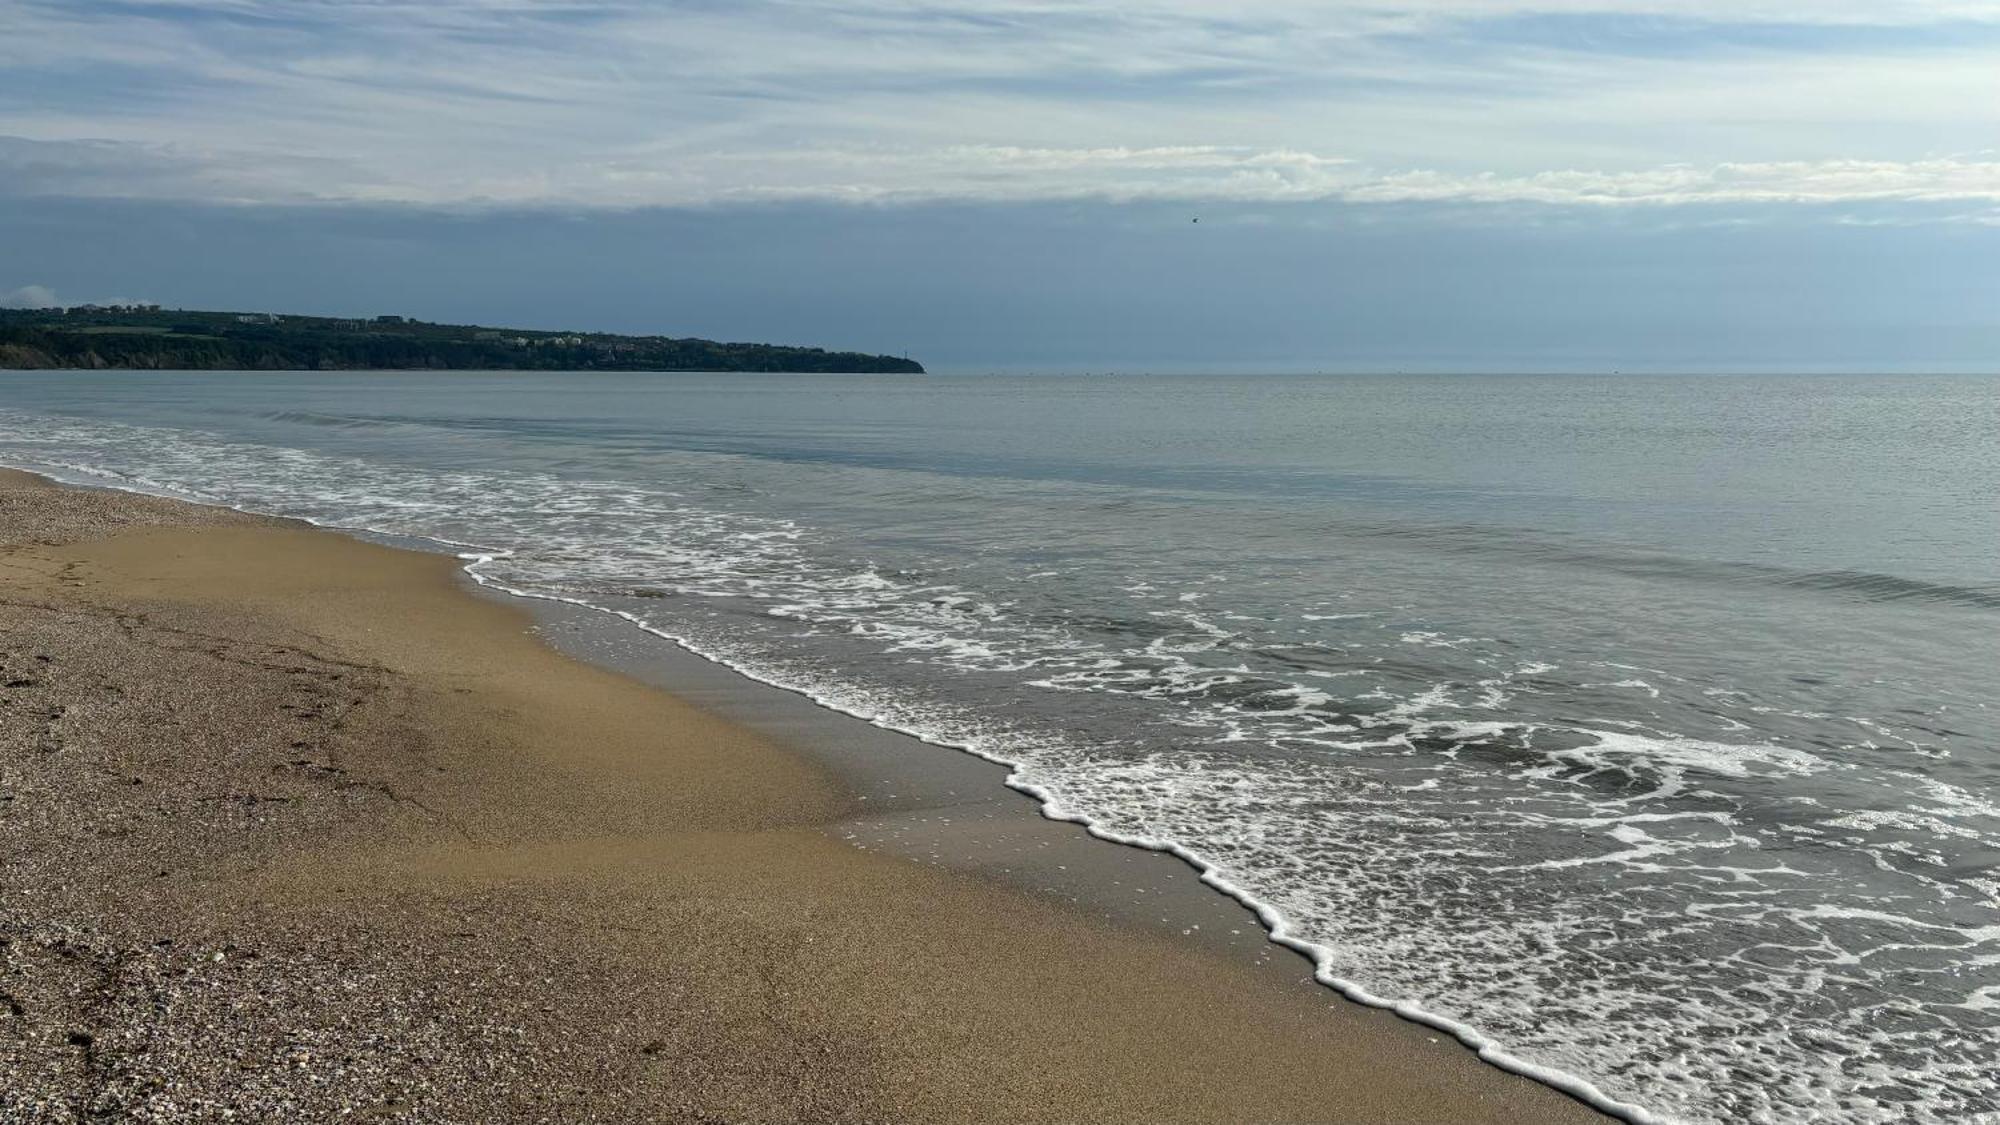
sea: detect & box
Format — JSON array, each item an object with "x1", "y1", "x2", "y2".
[{"x1": 1, "y1": 371, "x2": 1995, "y2": 1124}]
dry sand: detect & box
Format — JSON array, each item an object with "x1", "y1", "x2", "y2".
[{"x1": 0, "y1": 468, "x2": 1605, "y2": 1122}]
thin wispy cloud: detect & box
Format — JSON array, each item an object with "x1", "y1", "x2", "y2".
[{"x1": 2, "y1": 0, "x2": 1997, "y2": 211}]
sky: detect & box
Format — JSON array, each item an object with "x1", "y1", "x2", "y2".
[{"x1": 3, "y1": 0, "x2": 1998, "y2": 371}]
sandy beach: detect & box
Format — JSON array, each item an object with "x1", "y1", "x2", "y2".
[{"x1": 0, "y1": 468, "x2": 1604, "y2": 1123}]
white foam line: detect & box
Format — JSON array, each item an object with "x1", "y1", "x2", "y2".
[
  {"x1": 456, "y1": 561, "x2": 1663, "y2": 1123},
  {"x1": 2, "y1": 455, "x2": 1664, "y2": 1125}
]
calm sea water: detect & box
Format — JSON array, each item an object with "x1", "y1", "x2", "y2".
[{"x1": 3, "y1": 371, "x2": 1996, "y2": 1123}]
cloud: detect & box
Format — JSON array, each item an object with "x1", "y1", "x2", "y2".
[
  {"x1": 8, "y1": 134, "x2": 2000, "y2": 215},
  {"x1": 1, "y1": 1, "x2": 1997, "y2": 211},
  {"x1": 1, "y1": 284, "x2": 60, "y2": 309},
  {"x1": 650, "y1": 151, "x2": 2000, "y2": 210},
  {"x1": 1343, "y1": 159, "x2": 2000, "y2": 207},
  {"x1": 0, "y1": 135, "x2": 361, "y2": 204}
]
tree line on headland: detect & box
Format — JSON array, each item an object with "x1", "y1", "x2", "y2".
[{"x1": 0, "y1": 307, "x2": 925, "y2": 374}]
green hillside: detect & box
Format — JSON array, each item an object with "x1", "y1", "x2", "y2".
[{"x1": 0, "y1": 306, "x2": 924, "y2": 374}]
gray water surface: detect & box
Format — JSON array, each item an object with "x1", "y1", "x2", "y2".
[{"x1": 3, "y1": 371, "x2": 1996, "y2": 1123}]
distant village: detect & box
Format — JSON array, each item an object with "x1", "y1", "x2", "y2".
[{"x1": 58, "y1": 306, "x2": 601, "y2": 350}]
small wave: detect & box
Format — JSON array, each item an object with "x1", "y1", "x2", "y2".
[
  {"x1": 1319, "y1": 517, "x2": 2000, "y2": 612},
  {"x1": 258, "y1": 409, "x2": 402, "y2": 430},
  {"x1": 1779, "y1": 568, "x2": 2000, "y2": 610}
]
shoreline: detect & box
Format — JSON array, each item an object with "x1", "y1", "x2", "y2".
[
  {"x1": 494, "y1": 579, "x2": 1656, "y2": 1122},
  {"x1": 1, "y1": 467, "x2": 1608, "y2": 1121}
]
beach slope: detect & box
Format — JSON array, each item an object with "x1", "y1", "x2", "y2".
[{"x1": 0, "y1": 469, "x2": 1601, "y2": 1122}]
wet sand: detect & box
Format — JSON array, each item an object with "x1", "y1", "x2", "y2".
[{"x1": 0, "y1": 468, "x2": 1605, "y2": 1122}]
